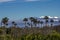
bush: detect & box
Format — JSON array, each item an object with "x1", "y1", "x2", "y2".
[
  {"x1": 44, "y1": 31, "x2": 60, "y2": 40},
  {"x1": 0, "y1": 37, "x2": 4, "y2": 40}
]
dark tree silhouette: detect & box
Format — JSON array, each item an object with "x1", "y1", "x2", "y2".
[
  {"x1": 59, "y1": 20, "x2": 60, "y2": 25},
  {"x1": 6, "y1": 23, "x2": 8, "y2": 28},
  {"x1": 50, "y1": 19, "x2": 54, "y2": 27},
  {"x1": 12, "y1": 21, "x2": 16, "y2": 27},
  {"x1": 37, "y1": 20, "x2": 41, "y2": 27},
  {"x1": 29, "y1": 17, "x2": 35, "y2": 27},
  {"x1": 12, "y1": 21, "x2": 17, "y2": 27},
  {"x1": 14, "y1": 23, "x2": 17, "y2": 27},
  {"x1": 44, "y1": 16, "x2": 49, "y2": 27},
  {"x1": 27, "y1": 22, "x2": 30, "y2": 26},
  {"x1": 33, "y1": 18, "x2": 37, "y2": 27},
  {"x1": 1, "y1": 17, "x2": 9, "y2": 40},
  {"x1": 1, "y1": 17, "x2": 9, "y2": 27},
  {"x1": 40, "y1": 21, "x2": 43, "y2": 27},
  {"x1": 23, "y1": 18, "x2": 28, "y2": 27}
]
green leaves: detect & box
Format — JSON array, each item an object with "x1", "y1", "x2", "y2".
[{"x1": 1, "y1": 17, "x2": 9, "y2": 27}]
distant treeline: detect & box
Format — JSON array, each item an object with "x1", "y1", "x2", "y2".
[
  {"x1": 0, "y1": 16, "x2": 60, "y2": 40},
  {"x1": 0, "y1": 16, "x2": 60, "y2": 27}
]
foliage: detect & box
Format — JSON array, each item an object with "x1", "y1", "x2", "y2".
[
  {"x1": 44, "y1": 31, "x2": 60, "y2": 40},
  {"x1": 1, "y1": 17, "x2": 9, "y2": 25}
]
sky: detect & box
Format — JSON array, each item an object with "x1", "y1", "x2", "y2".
[{"x1": 0, "y1": 0, "x2": 60, "y2": 20}]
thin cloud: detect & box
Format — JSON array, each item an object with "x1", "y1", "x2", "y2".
[{"x1": 0, "y1": 0, "x2": 14, "y2": 2}]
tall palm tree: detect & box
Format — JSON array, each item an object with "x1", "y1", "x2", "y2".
[
  {"x1": 11, "y1": 21, "x2": 17, "y2": 39},
  {"x1": 23, "y1": 18, "x2": 28, "y2": 27},
  {"x1": 59, "y1": 20, "x2": 60, "y2": 25},
  {"x1": 27, "y1": 22, "x2": 30, "y2": 27},
  {"x1": 12, "y1": 21, "x2": 16, "y2": 27},
  {"x1": 33, "y1": 18, "x2": 37, "y2": 27},
  {"x1": 50, "y1": 19, "x2": 54, "y2": 27},
  {"x1": 1, "y1": 21, "x2": 2, "y2": 27},
  {"x1": 40, "y1": 21, "x2": 43, "y2": 27},
  {"x1": 44, "y1": 16, "x2": 49, "y2": 27},
  {"x1": 29, "y1": 17, "x2": 34, "y2": 27},
  {"x1": 1, "y1": 17, "x2": 9, "y2": 40},
  {"x1": 1, "y1": 17, "x2": 9, "y2": 27},
  {"x1": 37, "y1": 20, "x2": 41, "y2": 27},
  {"x1": 6, "y1": 23, "x2": 8, "y2": 28}
]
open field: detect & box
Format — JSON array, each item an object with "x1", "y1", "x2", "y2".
[{"x1": 0, "y1": 25, "x2": 60, "y2": 40}]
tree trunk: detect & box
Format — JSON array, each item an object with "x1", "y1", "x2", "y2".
[
  {"x1": 46, "y1": 22, "x2": 48, "y2": 27},
  {"x1": 31, "y1": 21, "x2": 32, "y2": 28},
  {"x1": 25, "y1": 22, "x2": 26, "y2": 27},
  {"x1": 41, "y1": 24, "x2": 42, "y2": 28},
  {"x1": 1, "y1": 22, "x2": 2, "y2": 27}
]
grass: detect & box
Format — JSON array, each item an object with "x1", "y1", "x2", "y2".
[{"x1": 0, "y1": 25, "x2": 60, "y2": 40}]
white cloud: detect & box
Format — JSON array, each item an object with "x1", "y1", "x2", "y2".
[
  {"x1": 40, "y1": 16, "x2": 44, "y2": 18},
  {"x1": 54, "y1": 16, "x2": 58, "y2": 18},
  {"x1": 0, "y1": 0, "x2": 14, "y2": 2},
  {"x1": 40, "y1": 16, "x2": 59, "y2": 18},
  {"x1": 48, "y1": 16, "x2": 53, "y2": 18}
]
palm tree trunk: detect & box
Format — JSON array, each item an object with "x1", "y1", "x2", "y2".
[
  {"x1": 51, "y1": 23, "x2": 53, "y2": 30},
  {"x1": 25, "y1": 22, "x2": 26, "y2": 27},
  {"x1": 38, "y1": 23, "x2": 39, "y2": 27},
  {"x1": 4, "y1": 27, "x2": 6, "y2": 40},
  {"x1": 35, "y1": 23, "x2": 36, "y2": 27},
  {"x1": 51, "y1": 23, "x2": 53, "y2": 27},
  {"x1": 41, "y1": 24, "x2": 42, "y2": 28},
  {"x1": 1, "y1": 22, "x2": 2, "y2": 27},
  {"x1": 31, "y1": 21, "x2": 32, "y2": 28},
  {"x1": 46, "y1": 23, "x2": 48, "y2": 27}
]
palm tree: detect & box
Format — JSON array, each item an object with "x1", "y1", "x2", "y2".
[
  {"x1": 40, "y1": 21, "x2": 43, "y2": 27},
  {"x1": 33, "y1": 18, "x2": 37, "y2": 27},
  {"x1": 11, "y1": 21, "x2": 17, "y2": 39},
  {"x1": 1, "y1": 21, "x2": 2, "y2": 27},
  {"x1": 23, "y1": 18, "x2": 28, "y2": 27},
  {"x1": 59, "y1": 20, "x2": 60, "y2": 25},
  {"x1": 37, "y1": 20, "x2": 41, "y2": 27},
  {"x1": 12, "y1": 21, "x2": 16, "y2": 27},
  {"x1": 50, "y1": 19, "x2": 54, "y2": 27},
  {"x1": 27, "y1": 22, "x2": 30, "y2": 27},
  {"x1": 6, "y1": 23, "x2": 8, "y2": 28},
  {"x1": 1, "y1": 17, "x2": 9, "y2": 27},
  {"x1": 44, "y1": 16, "x2": 49, "y2": 27},
  {"x1": 29, "y1": 17, "x2": 34, "y2": 27},
  {"x1": 1, "y1": 17, "x2": 9, "y2": 40}
]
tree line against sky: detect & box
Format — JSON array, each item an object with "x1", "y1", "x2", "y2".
[
  {"x1": 0, "y1": 16, "x2": 60, "y2": 40},
  {"x1": 1, "y1": 16, "x2": 60, "y2": 28}
]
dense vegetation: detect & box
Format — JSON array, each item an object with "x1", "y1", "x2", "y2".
[{"x1": 0, "y1": 16, "x2": 60, "y2": 40}]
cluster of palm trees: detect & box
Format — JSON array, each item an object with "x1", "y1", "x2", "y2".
[
  {"x1": 1, "y1": 17, "x2": 17, "y2": 27},
  {"x1": 23, "y1": 16, "x2": 55, "y2": 28},
  {"x1": 23, "y1": 17, "x2": 43, "y2": 28},
  {"x1": 1, "y1": 17, "x2": 9, "y2": 27},
  {"x1": 0, "y1": 16, "x2": 60, "y2": 28}
]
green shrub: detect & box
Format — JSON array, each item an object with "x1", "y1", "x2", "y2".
[
  {"x1": 44, "y1": 31, "x2": 60, "y2": 40},
  {"x1": 0, "y1": 37, "x2": 4, "y2": 40}
]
